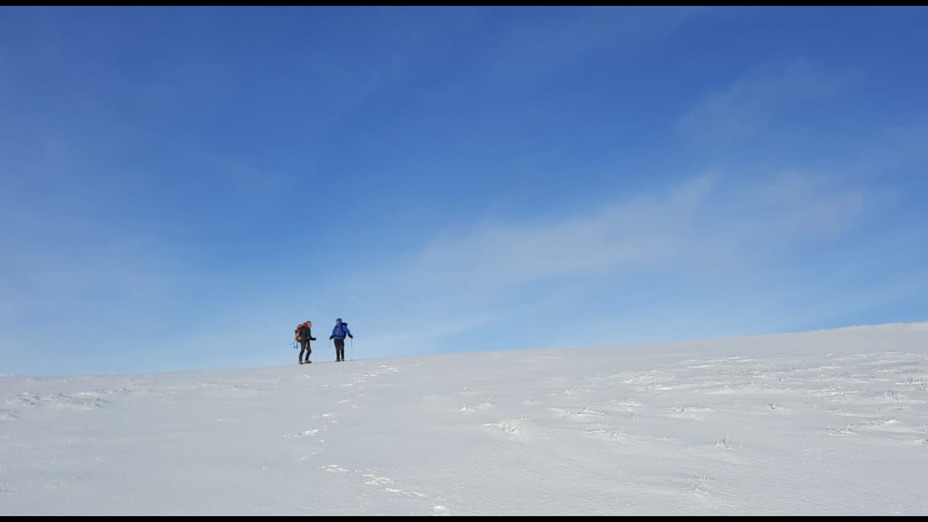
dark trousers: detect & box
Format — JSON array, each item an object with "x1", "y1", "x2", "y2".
[
  {"x1": 334, "y1": 338, "x2": 345, "y2": 361},
  {"x1": 299, "y1": 340, "x2": 311, "y2": 362}
]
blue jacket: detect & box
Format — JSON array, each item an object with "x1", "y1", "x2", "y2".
[{"x1": 331, "y1": 318, "x2": 352, "y2": 340}]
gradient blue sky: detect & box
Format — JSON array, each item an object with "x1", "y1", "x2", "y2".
[{"x1": 2, "y1": 6, "x2": 927, "y2": 377}]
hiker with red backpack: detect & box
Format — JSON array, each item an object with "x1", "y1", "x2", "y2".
[
  {"x1": 296, "y1": 321, "x2": 317, "y2": 365},
  {"x1": 329, "y1": 318, "x2": 353, "y2": 362}
]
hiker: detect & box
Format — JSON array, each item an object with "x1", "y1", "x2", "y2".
[
  {"x1": 329, "y1": 318, "x2": 353, "y2": 362},
  {"x1": 296, "y1": 321, "x2": 316, "y2": 365}
]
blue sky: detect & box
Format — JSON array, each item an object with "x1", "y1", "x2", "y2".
[{"x1": 2, "y1": 6, "x2": 927, "y2": 376}]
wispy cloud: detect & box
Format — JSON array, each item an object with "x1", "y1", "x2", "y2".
[
  {"x1": 676, "y1": 60, "x2": 853, "y2": 146},
  {"x1": 333, "y1": 170, "x2": 874, "y2": 355},
  {"x1": 406, "y1": 170, "x2": 867, "y2": 293},
  {"x1": 478, "y1": 6, "x2": 701, "y2": 87},
  {"x1": 415, "y1": 174, "x2": 715, "y2": 288}
]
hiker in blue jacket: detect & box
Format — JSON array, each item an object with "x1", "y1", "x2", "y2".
[{"x1": 329, "y1": 318, "x2": 353, "y2": 362}]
